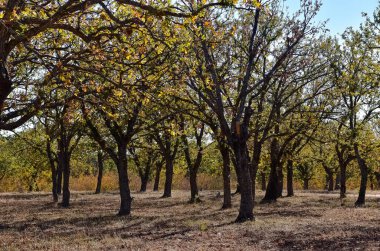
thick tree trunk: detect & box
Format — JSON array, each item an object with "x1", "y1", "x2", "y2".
[
  {"x1": 61, "y1": 155, "x2": 70, "y2": 207},
  {"x1": 220, "y1": 143, "x2": 232, "y2": 209},
  {"x1": 0, "y1": 60, "x2": 12, "y2": 112},
  {"x1": 262, "y1": 139, "x2": 280, "y2": 202},
  {"x1": 286, "y1": 159, "x2": 294, "y2": 197},
  {"x1": 354, "y1": 145, "x2": 368, "y2": 206},
  {"x1": 261, "y1": 171, "x2": 266, "y2": 191},
  {"x1": 95, "y1": 151, "x2": 104, "y2": 194},
  {"x1": 189, "y1": 168, "x2": 199, "y2": 203},
  {"x1": 116, "y1": 143, "x2": 132, "y2": 215},
  {"x1": 140, "y1": 176, "x2": 148, "y2": 192},
  {"x1": 153, "y1": 161, "x2": 163, "y2": 191},
  {"x1": 232, "y1": 137, "x2": 254, "y2": 222},
  {"x1": 162, "y1": 157, "x2": 174, "y2": 198}
]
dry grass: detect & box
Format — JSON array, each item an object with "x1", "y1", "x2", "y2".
[{"x1": 0, "y1": 190, "x2": 379, "y2": 250}]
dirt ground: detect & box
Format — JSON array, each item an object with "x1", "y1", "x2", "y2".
[{"x1": 0, "y1": 190, "x2": 379, "y2": 251}]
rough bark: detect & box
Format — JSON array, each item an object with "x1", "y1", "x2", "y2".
[{"x1": 232, "y1": 133, "x2": 254, "y2": 222}]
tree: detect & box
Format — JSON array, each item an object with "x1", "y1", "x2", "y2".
[{"x1": 330, "y1": 27, "x2": 380, "y2": 206}]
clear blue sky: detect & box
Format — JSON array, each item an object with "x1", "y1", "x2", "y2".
[{"x1": 285, "y1": 0, "x2": 379, "y2": 35}]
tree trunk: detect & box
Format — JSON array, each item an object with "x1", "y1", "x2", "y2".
[
  {"x1": 232, "y1": 137, "x2": 254, "y2": 222},
  {"x1": 46, "y1": 141, "x2": 58, "y2": 202},
  {"x1": 261, "y1": 171, "x2": 266, "y2": 191},
  {"x1": 328, "y1": 173, "x2": 334, "y2": 191},
  {"x1": 335, "y1": 172, "x2": 341, "y2": 190},
  {"x1": 95, "y1": 151, "x2": 104, "y2": 194},
  {"x1": 277, "y1": 161, "x2": 284, "y2": 197},
  {"x1": 116, "y1": 143, "x2": 132, "y2": 215},
  {"x1": 0, "y1": 60, "x2": 12, "y2": 112},
  {"x1": 153, "y1": 161, "x2": 163, "y2": 191},
  {"x1": 262, "y1": 139, "x2": 280, "y2": 202},
  {"x1": 189, "y1": 168, "x2": 199, "y2": 203},
  {"x1": 303, "y1": 179, "x2": 309, "y2": 190},
  {"x1": 354, "y1": 145, "x2": 368, "y2": 206},
  {"x1": 140, "y1": 176, "x2": 148, "y2": 192},
  {"x1": 322, "y1": 164, "x2": 334, "y2": 192},
  {"x1": 286, "y1": 159, "x2": 294, "y2": 197},
  {"x1": 220, "y1": 143, "x2": 232, "y2": 209},
  {"x1": 375, "y1": 172, "x2": 380, "y2": 189},
  {"x1": 56, "y1": 156, "x2": 63, "y2": 195},
  {"x1": 162, "y1": 157, "x2": 174, "y2": 198},
  {"x1": 340, "y1": 164, "x2": 347, "y2": 198},
  {"x1": 60, "y1": 138, "x2": 71, "y2": 208},
  {"x1": 250, "y1": 143, "x2": 261, "y2": 205}
]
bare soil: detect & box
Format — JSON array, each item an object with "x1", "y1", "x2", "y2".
[{"x1": 0, "y1": 190, "x2": 379, "y2": 250}]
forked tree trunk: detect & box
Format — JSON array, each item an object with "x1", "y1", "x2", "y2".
[
  {"x1": 95, "y1": 151, "x2": 104, "y2": 194},
  {"x1": 323, "y1": 164, "x2": 334, "y2": 192},
  {"x1": 286, "y1": 159, "x2": 294, "y2": 197}
]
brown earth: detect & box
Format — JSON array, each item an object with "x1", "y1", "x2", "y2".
[{"x1": 0, "y1": 190, "x2": 379, "y2": 250}]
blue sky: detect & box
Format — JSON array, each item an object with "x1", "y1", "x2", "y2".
[{"x1": 284, "y1": 0, "x2": 379, "y2": 35}]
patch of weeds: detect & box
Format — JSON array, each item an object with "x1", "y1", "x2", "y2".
[{"x1": 199, "y1": 222, "x2": 208, "y2": 231}]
